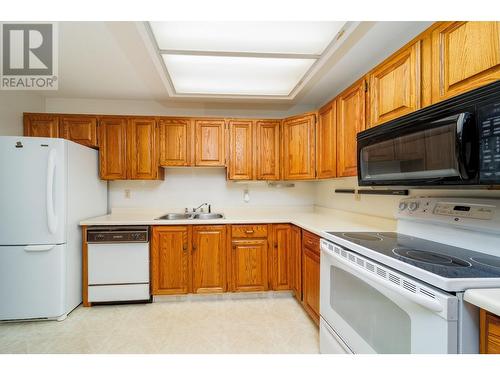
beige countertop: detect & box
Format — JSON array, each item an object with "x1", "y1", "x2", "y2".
[
  {"x1": 80, "y1": 206, "x2": 396, "y2": 239},
  {"x1": 464, "y1": 289, "x2": 500, "y2": 316}
]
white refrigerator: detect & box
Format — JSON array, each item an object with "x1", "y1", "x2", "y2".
[{"x1": 0, "y1": 136, "x2": 107, "y2": 321}]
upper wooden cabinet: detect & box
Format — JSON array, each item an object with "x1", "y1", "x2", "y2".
[
  {"x1": 24, "y1": 114, "x2": 59, "y2": 138},
  {"x1": 158, "y1": 117, "x2": 193, "y2": 166},
  {"x1": 99, "y1": 117, "x2": 163, "y2": 180},
  {"x1": 191, "y1": 225, "x2": 227, "y2": 294},
  {"x1": 316, "y1": 101, "x2": 337, "y2": 179},
  {"x1": 282, "y1": 114, "x2": 316, "y2": 180},
  {"x1": 431, "y1": 21, "x2": 500, "y2": 103},
  {"x1": 151, "y1": 226, "x2": 191, "y2": 295},
  {"x1": 337, "y1": 79, "x2": 366, "y2": 177},
  {"x1": 61, "y1": 115, "x2": 98, "y2": 148},
  {"x1": 228, "y1": 120, "x2": 254, "y2": 180},
  {"x1": 98, "y1": 117, "x2": 128, "y2": 180},
  {"x1": 194, "y1": 119, "x2": 226, "y2": 166},
  {"x1": 255, "y1": 120, "x2": 281, "y2": 180},
  {"x1": 368, "y1": 41, "x2": 421, "y2": 127}
]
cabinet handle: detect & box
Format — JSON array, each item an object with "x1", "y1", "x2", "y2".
[
  {"x1": 183, "y1": 244, "x2": 187, "y2": 251},
  {"x1": 193, "y1": 244, "x2": 197, "y2": 251},
  {"x1": 274, "y1": 242, "x2": 278, "y2": 249},
  {"x1": 245, "y1": 230, "x2": 254, "y2": 234}
]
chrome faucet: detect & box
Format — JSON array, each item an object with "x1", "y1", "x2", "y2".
[{"x1": 192, "y1": 202, "x2": 211, "y2": 213}]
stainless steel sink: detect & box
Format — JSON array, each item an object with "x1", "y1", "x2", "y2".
[
  {"x1": 193, "y1": 213, "x2": 224, "y2": 220},
  {"x1": 155, "y1": 212, "x2": 224, "y2": 220}
]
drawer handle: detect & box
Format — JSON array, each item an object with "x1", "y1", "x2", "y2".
[
  {"x1": 183, "y1": 244, "x2": 188, "y2": 251},
  {"x1": 245, "y1": 230, "x2": 255, "y2": 234}
]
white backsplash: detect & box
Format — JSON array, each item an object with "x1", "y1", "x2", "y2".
[{"x1": 109, "y1": 168, "x2": 316, "y2": 212}]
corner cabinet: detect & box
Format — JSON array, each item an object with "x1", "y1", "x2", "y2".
[
  {"x1": 336, "y1": 78, "x2": 366, "y2": 177},
  {"x1": 316, "y1": 100, "x2": 337, "y2": 179},
  {"x1": 271, "y1": 224, "x2": 293, "y2": 291},
  {"x1": 431, "y1": 21, "x2": 500, "y2": 103},
  {"x1": 281, "y1": 114, "x2": 316, "y2": 180},
  {"x1": 368, "y1": 41, "x2": 421, "y2": 127},
  {"x1": 194, "y1": 119, "x2": 226, "y2": 166}
]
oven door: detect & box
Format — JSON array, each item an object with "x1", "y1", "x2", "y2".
[
  {"x1": 358, "y1": 111, "x2": 478, "y2": 186},
  {"x1": 320, "y1": 241, "x2": 459, "y2": 354}
]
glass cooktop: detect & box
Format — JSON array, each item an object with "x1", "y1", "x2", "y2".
[{"x1": 327, "y1": 232, "x2": 500, "y2": 279}]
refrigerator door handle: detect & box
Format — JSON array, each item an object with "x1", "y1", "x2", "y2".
[
  {"x1": 24, "y1": 245, "x2": 56, "y2": 252},
  {"x1": 46, "y1": 149, "x2": 58, "y2": 235}
]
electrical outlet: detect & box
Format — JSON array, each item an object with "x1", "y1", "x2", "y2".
[{"x1": 124, "y1": 189, "x2": 131, "y2": 199}]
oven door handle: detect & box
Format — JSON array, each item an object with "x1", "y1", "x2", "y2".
[{"x1": 328, "y1": 249, "x2": 444, "y2": 313}]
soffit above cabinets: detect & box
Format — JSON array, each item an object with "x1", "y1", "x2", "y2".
[{"x1": 146, "y1": 21, "x2": 356, "y2": 100}]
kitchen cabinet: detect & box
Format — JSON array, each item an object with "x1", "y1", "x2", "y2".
[
  {"x1": 192, "y1": 225, "x2": 227, "y2": 293},
  {"x1": 24, "y1": 113, "x2": 59, "y2": 138},
  {"x1": 194, "y1": 119, "x2": 226, "y2": 166},
  {"x1": 158, "y1": 117, "x2": 193, "y2": 166},
  {"x1": 431, "y1": 21, "x2": 500, "y2": 103},
  {"x1": 290, "y1": 225, "x2": 302, "y2": 302},
  {"x1": 336, "y1": 78, "x2": 366, "y2": 177},
  {"x1": 302, "y1": 230, "x2": 320, "y2": 325},
  {"x1": 368, "y1": 41, "x2": 421, "y2": 127},
  {"x1": 316, "y1": 101, "x2": 337, "y2": 179},
  {"x1": 60, "y1": 115, "x2": 98, "y2": 148},
  {"x1": 255, "y1": 120, "x2": 281, "y2": 180},
  {"x1": 282, "y1": 113, "x2": 316, "y2": 180},
  {"x1": 99, "y1": 117, "x2": 163, "y2": 180},
  {"x1": 151, "y1": 226, "x2": 191, "y2": 295},
  {"x1": 98, "y1": 117, "x2": 128, "y2": 180},
  {"x1": 271, "y1": 224, "x2": 293, "y2": 291},
  {"x1": 230, "y1": 225, "x2": 269, "y2": 292},
  {"x1": 228, "y1": 120, "x2": 254, "y2": 180},
  {"x1": 480, "y1": 309, "x2": 500, "y2": 354}
]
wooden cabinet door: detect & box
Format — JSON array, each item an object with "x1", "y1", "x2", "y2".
[
  {"x1": 158, "y1": 117, "x2": 193, "y2": 166},
  {"x1": 480, "y1": 309, "x2": 500, "y2": 354},
  {"x1": 194, "y1": 119, "x2": 226, "y2": 166},
  {"x1": 151, "y1": 226, "x2": 191, "y2": 295},
  {"x1": 302, "y1": 247, "x2": 320, "y2": 325},
  {"x1": 127, "y1": 117, "x2": 161, "y2": 180},
  {"x1": 291, "y1": 225, "x2": 302, "y2": 302},
  {"x1": 337, "y1": 79, "x2": 366, "y2": 177},
  {"x1": 316, "y1": 101, "x2": 337, "y2": 179},
  {"x1": 368, "y1": 41, "x2": 421, "y2": 127},
  {"x1": 231, "y1": 239, "x2": 268, "y2": 292},
  {"x1": 61, "y1": 115, "x2": 98, "y2": 147},
  {"x1": 98, "y1": 117, "x2": 127, "y2": 180},
  {"x1": 282, "y1": 114, "x2": 316, "y2": 180},
  {"x1": 228, "y1": 120, "x2": 253, "y2": 180},
  {"x1": 24, "y1": 114, "x2": 59, "y2": 138},
  {"x1": 192, "y1": 225, "x2": 227, "y2": 293},
  {"x1": 255, "y1": 120, "x2": 281, "y2": 180},
  {"x1": 431, "y1": 21, "x2": 500, "y2": 103},
  {"x1": 271, "y1": 224, "x2": 293, "y2": 291}
]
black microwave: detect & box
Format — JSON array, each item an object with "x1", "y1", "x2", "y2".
[{"x1": 357, "y1": 80, "x2": 500, "y2": 187}]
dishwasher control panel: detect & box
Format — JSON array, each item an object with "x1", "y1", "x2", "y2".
[{"x1": 87, "y1": 226, "x2": 149, "y2": 243}]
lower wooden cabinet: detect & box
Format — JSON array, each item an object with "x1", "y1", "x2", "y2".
[
  {"x1": 272, "y1": 224, "x2": 293, "y2": 291},
  {"x1": 302, "y1": 230, "x2": 321, "y2": 325},
  {"x1": 480, "y1": 309, "x2": 500, "y2": 354},
  {"x1": 151, "y1": 226, "x2": 191, "y2": 295},
  {"x1": 290, "y1": 225, "x2": 302, "y2": 302},
  {"x1": 230, "y1": 224, "x2": 270, "y2": 292},
  {"x1": 192, "y1": 225, "x2": 227, "y2": 294}
]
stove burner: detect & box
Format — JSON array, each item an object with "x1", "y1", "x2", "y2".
[
  {"x1": 378, "y1": 232, "x2": 411, "y2": 240},
  {"x1": 471, "y1": 257, "x2": 500, "y2": 269},
  {"x1": 342, "y1": 233, "x2": 382, "y2": 241},
  {"x1": 393, "y1": 248, "x2": 471, "y2": 267}
]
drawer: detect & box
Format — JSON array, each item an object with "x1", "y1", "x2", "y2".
[
  {"x1": 231, "y1": 225, "x2": 268, "y2": 238},
  {"x1": 303, "y1": 230, "x2": 320, "y2": 251},
  {"x1": 88, "y1": 284, "x2": 150, "y2": 303},
  {"x1": 487, "y1": 335, "x2": 500, "y2": 354}
]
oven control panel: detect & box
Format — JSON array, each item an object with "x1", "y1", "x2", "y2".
[
  {"x1": 479, "y1": 102, "x2": 500, "y2": 184},
  {"x1": 433, "y1": 203, "x2": 494, "y2": 220}
]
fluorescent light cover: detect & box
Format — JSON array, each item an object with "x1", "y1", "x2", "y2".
[
  {"x1": 162, "y1": 54, "x2": 315, "y2": 96},
  {"x1": 151, "y1": 22, "x2": 345, "y2": 55}
]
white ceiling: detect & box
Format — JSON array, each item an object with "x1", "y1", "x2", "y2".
[{"x1": 40, "y1": 21, "x2": 432, "y2": 110}]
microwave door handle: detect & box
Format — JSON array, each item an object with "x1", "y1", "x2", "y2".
[
  {"x1": 328, "y1": 249, "x2": 444, "y2": 313},
  {"x1": 456, "y1": 112, "x2": 477, "y2": 179}
]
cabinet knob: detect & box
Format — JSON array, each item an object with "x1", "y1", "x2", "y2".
[
  {"x1": 183, "y1": 244, "x2": 187, "y2": 251},
  {"x1": 245, "y1": 230, "x2": 254, "y2": 234}
]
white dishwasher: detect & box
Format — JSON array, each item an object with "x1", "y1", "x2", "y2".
[{"x1": 87, "y1": 226, "x2": 151, "y2": 303}]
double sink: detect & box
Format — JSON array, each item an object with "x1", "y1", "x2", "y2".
[{"x1": 155, "y1": 212, "x2": 224, "y2": 220}]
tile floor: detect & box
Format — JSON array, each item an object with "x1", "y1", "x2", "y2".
[{"x1": 0, "y1": 296, "x2": 319, "y2": 354}]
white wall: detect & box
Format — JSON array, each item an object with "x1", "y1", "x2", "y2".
[
  {"x1": 109, "y1": 168, "x2": 315, "y2": 211},
  {"x1": 315, "y1": 177, "x2": 500, "y2": 219},
  {"x1": 0, "y1": 92, "x2": 45, "y2": 135}
]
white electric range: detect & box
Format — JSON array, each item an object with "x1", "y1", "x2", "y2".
[{"x1": 319, "y1": 197, "x2": 500, "y2": 354}]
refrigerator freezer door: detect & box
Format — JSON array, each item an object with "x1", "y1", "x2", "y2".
[
  {"x1": 0, "y1": 137, "x2": 66, "y2": 245},
  {"x1": 0, "y1": 244, "x2": 66, "y2": 320}
]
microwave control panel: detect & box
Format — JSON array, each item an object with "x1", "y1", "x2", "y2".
[{"x1": 478, "y1": 101, "x2": 500, "y2": 183}]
